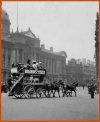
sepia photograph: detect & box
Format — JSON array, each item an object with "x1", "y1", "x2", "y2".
[{"x1": 1, "y1": 1, "x2": 99, "y2": 120}]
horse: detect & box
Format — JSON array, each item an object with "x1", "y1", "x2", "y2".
[
  {"x1": 48, "y1": 80, "x2": 62, "y2": 97},
  {"x1": 62, "y1": 81, "x2": 78, "y2": 97},
  {"x1": 43, "y1": 80, "x2": 62, "y2": 98},
  {"x1": 42, "y1": 82, "x2": 52, "y2": 97}
]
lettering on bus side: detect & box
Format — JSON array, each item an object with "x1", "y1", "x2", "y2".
[{"x1": 25, "y1": 70, "x2": 45, "y2": 74}]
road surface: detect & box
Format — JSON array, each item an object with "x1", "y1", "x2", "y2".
[{"x1": 2, "y1": 87, "x2": 99, "y2": 120}]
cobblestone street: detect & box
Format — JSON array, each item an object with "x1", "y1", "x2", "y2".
[{"x1": 2, "y1": 87, "x2": 99, "y2": 120}]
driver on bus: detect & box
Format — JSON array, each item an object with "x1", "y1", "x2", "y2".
[
  {"x1": 37, "y1": 62, "x2": 43, "y2": 69},
  {"x1": 32, "y1": 60, "x2": 37, "y2": 70}
]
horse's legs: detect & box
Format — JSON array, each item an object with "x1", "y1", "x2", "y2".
[
  {"x1": 57, "y1": 89, "x2": 60, "y2": 97},
  {"x1": 70, "y1": 91, "x2": 72, "y2": 97},
  {"x1": 75, "y1": 90, "x2": 76, "y2": 96},
  {"x1": 62, "y1": 92, "x2": 65, "y2": 97},
  {"x1": 52, "y1": 90, "x2": 56, "y2": 97},
  {"x1": 44, "y1": 90, "x2": 47, "y2": 97},
  {"x1": 45, "y1": 90, "x2": 51, "y2": 97},
  {"x1": 62, "y1": 89, "x2": 65, "y2": 97},
  {"x1": 48, "y1": 90, "x2": 52, "y2": 97},
  {"x1": 65, "y1": 89, "x2": 68, "y2": 97},
  {"x1": 48, "y1": 90, "x2": 53, "y2": 97},
  {"x1": 63, "y1": 89, "x2": 66, "y2": 97},
  {"x1": 65, "y1": 90, "x2": 68, "y2": 97}
]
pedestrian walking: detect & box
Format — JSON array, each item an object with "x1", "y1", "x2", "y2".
[
  {"x1": 82, "y1": 84, "x2": 85, "y2": 90},
  {"x1": 90, "y1": 84, "x2": 95, "y2": 99}
]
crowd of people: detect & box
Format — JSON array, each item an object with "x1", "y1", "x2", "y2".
[
  {"x1": 27, "y1": 59, "x2": 43, "y2": 70},
  {"x1": 12, "y1": 59, "x2": 44, "y2": 71}
]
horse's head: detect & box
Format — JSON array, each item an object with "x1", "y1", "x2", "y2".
[
  {"x1": 58, "y1": 80, "x2": 65, "y2": 87},
  {"x1": 72, "y1": 82, "x2": 78, "y2": 87},
  {"x1": 75, "y1": 83, "x2": 78, "y2": 86}
]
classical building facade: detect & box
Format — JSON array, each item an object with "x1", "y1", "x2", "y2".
[
  {"x1": 82, "y1": 60, "x2": 96, "y2": 84},
  {"x1": 66, "y1": 58, "x2": 96, "y2": 86},
  {"x1": 94, "y1": 12, "x2": 99, "y2": 78},
  {"x1": 2, "y1": 9, "x2": 12, "y2": 86},
  {"x1": 2, "y1": 9, "x2": 67, "y2": 87},
  {"x1": 66, "y1": 59, "x2": 83, "y2": 85}
]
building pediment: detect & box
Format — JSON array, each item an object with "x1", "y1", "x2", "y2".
[
  {"x1": 24, "y1": 31, "x2": 35, "y2": 38},
  {"x1": 21, "y1": 28, "x2": 36, "y2": 39},
  {"x1": 55, "y1": 51, "x2": 67, "y2": 57}
]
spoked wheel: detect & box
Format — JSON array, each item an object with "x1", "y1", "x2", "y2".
[
  {"x1": 14, "y1": 92, "x2": 24, "y2": 99},
  {"x1": 24, "y1": 85, "x2": 35, "y2": 99},
  {"x1": 36, "y1": 88, "x2": 45, "y2": 98},
  {"x1": 13, "y1": 84, "x2": 24, "y2": 99}
]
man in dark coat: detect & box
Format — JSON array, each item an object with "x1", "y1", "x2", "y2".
[{"x1": 90, "y1": 83, "x2": 95, "y2": 99}]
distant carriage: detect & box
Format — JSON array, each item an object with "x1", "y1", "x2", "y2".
[{"x1": 8, "y1": 63, "x2": 47, "y2": 98}]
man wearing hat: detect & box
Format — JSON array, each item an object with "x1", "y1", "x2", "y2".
[
  {"x1": 89, "y1": 79, "x2": 95, "y2": 99},
  {"x1": 32, "y1": 60, "x2": 37, "y2": 70},
  {"x1": 37, "y1": 62, "x2": 43, "y2": 69}
]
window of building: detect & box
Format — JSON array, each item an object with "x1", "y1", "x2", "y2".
[
  {"x1": 36, "y1": 53, "x2": 39, "y2": 62},
  {"x1": 49, "y1": 59, "x2": 51, "y2": 73},
  {"x1": 54, "y1": 60, "x2": 56, "y2": 73},
  {"x1": 3, "y1": 72, "x2": 6, "y2": 84},
  {"x1": 3, "y1": 54, "x2": 5, "y2": 67},
  {"x1": 8, "y1": 54, "x2": 11, "y2": 68},
  {"x1": 52, "y1": 59, "x2": 53, "y2": 73},
  {"x1": 19, "y1": 49, "x2": 23, "y2": 63},
  {"x1": 2, "y1": 48, "x2": 6, "y2": 67},
  {"x1": 46, "y1": 58, "x2": 49, "y2": 71},
  {"x1": 15, "y1": 49, "x2": 17, "y2": 64}
]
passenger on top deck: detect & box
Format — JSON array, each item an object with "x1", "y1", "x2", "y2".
[
  {"x1": 37, "y1": 62, "x2": 43, "y2": 70},
  {"x1": 26, "y1": 59, "x2": 31, "y2": 69},
  {"x1": 12, "y1": 63, "x2": 15, "y2": 67},
  {"x1": 32, "y1": 60, "x2": 37, "y2": 70}
]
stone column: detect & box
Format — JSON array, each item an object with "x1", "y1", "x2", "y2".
[
  {"x1": 17, "y1": 49, "x2": 19, "y2": 63},
  {"x1": 34, "y1": 52, "x2": 36, "y2": 60},
  {"x1": 11, "y1": 50, "x2": 16, "y2": 64},
  {"x1": 5, "y1": 49, "x2": 8, "y2": 69}
]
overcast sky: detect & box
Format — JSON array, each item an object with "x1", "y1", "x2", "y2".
[{"x1": 2, "y1": 2, "x2": 99, "y2": 62}]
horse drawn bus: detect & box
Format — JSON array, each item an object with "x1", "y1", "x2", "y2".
[{"x1": 7, "y1": 61, "x2": 47, "y2": 99}]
